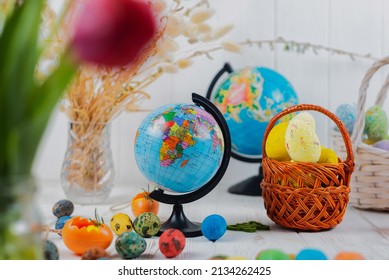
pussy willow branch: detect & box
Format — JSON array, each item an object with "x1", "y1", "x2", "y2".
[
  {"x1": 192, "y1": 37, "x2": 378, "y2": 61},
  {"x1": 126, "y1": 36, "x2": 378, "y2": 112}
]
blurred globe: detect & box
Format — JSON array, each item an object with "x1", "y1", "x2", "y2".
[
  {"x1": 134, "y1": 103, "x2": 224, "y2": 193},
  {"x1": 212, "y1": 66, "x2": 299, "y2": 159}
]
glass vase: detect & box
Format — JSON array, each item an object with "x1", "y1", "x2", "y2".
[
  {"x1": 61, "y1": 122, "x2": 115, "y2": 204},
  {"x1": 0, "y1": 177, "x2": 43, "y2": 259}
]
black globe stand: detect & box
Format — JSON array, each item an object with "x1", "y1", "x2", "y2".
[
  {"x1": 228, "y1": 163, "x2": 263, "y2": 196},
  {"x1": 149, "y1": 93, "x2": 231, "y2": 238},
  {"x1": 206, "y1": 62, "x2": 263, "y2": 197}
]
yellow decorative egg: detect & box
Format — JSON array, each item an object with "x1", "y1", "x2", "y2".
[
  {"x1": 318, "y1": 146, "x2": 338, "y2": 164},
  {"x1": 293, "y1": 112, "x2": 316, "y2": 129},
  {"x1": 265, "y1": 122, "x2": 291, "y2": 161},
  {"x1": 110, "y1": 213, "x2": 133, "y2": 235},
  {"x1": 285, "y1": 119, "x2": 321, "y2": 163}
]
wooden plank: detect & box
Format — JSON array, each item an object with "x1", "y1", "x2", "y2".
[
  {"x1": 329, "y1": 0, "x2": 382, "y2": 113},
  {"x1": 275, "y1": 0, "x2": 330, "y2": 146}
]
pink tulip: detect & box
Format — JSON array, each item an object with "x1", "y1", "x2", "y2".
[{"x1": 71, "y1": 0, "x2": 157, "y2": 67}]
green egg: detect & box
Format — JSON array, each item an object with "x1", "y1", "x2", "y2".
[
  {"x1": 115, "y1": 232, "x2": 146, "y2": 259},
  {"x1": 365, "y1": 105, "x2": 388, "y2": 141},
  {"x1": 133, "y1": 212, "x2": 161, "y2": 238},
  {"x1": 256, "y1": 249, "x2": 290, "y2": 260}
]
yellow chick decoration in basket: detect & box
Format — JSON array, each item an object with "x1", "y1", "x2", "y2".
[{"x1": 285, "y1": 112, "x2": 321, "y2": 163}]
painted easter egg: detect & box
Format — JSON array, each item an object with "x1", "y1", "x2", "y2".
[
  {"x1": 335, "y1": 103, "x2": 356, "y2": 134},
  {"x1": 201, "y1": 214, "x2": 227, "y2": 242},
  {"x1": 265, "y1": 121, "x2": 291, "y2": 161},
  {"x1": 256, "y1": 249, "x2": 290, "y2": 260},
  {"x1": 285, "y1": 119, "x2": 321, "y2": 162},
  {"x1": 55, "y1": 215, "x2": 72, "y2": 230},
  {"x1": 372, "y1": 139, "x2": 389, "y2": 150},
  {"x1": 295, "y1": 248, "x2": 327, "y2": 260},
  {"x1": 115, "y1": 232, "x2": 146, "y2": 259},
  {"x1": 52, "y1": 199, "x2": 74, "y2": 218},
  {"x1": 159, "y1": 229, "x2": 186, "y2": 258},
  {"x1": 42, "y1": 240, "x2": 59, "y2": 260},
  {"x1": 133, "y1": 212, "x2": 161, "y2": 238},
  {"x1": 110, "y1": 213, "x2": 133, "y2": 235},
  {"x1": 365, "y1": 105, "x2": 388, "y2": 141},
  {"x1": 334, "y1": 251, "x2": 365, "y2": 260},
  {"x1": 318, "y1": 146, "x2": 338, "y2": 164},
  {"x1": 293, "y1": 112, "x2": 316, "y2": 129}
]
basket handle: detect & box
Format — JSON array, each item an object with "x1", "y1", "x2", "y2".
[
  {"x1": 262, "y1": 104, "x2": 354, "y2": 172},
  {"x1": 352, "y1": 56, "x2": 389, "y2": 145}
]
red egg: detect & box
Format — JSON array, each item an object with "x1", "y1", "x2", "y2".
[{"x1": 159, "y1": 229, "x2": 186, "y2": 258}]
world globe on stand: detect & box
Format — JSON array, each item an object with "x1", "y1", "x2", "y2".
[
  {"x1": 134, "y1": 104, "x2": 224, "y2": 193},
  {"x1": 134, "y1": 93, "x2": 231, "y2": 237},
  {"x1": 207, "y1": 63, "x2": 299, "y2": 196}
]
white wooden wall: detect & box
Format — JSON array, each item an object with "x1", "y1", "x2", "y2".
[{"x1": 34, "y1": 0, "x2": 389, "y2": 189}]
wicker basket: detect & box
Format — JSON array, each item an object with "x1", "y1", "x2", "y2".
[
  {"x1": 330, "y1": 59, "x2": 389, "y2": 176},
  {"x1": 260, "y1": 104, "x2": 355, "y2": 231},
  {"x1": 349, "y1": 56, "x2": 389, "y2": 210}
]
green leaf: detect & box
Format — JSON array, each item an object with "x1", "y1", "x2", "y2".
[
  {"x1": 0, "y1": 0, "x2": 44, "y2": 120},
  {"x1": 0, "y1": 1, "x2": 77, "y2": 177}
]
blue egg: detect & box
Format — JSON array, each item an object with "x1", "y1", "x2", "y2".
[
  {"x1": 52, "y1": 199, "x2": 74, "y2": 218},
  {"x1": 335, "y1": 103, "x2": 356, "y2": 134},
  {"x1": 201, "y1": 214, "x2": 227, "y2": 241},
  {"x1": 295, "y1": 248, "x2": 327, "y2": 260},
  {"x1": 55, "y1": 215, "x2": 72, "y2": 230}
]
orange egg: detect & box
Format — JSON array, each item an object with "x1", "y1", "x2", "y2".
[
  {"x1": 131, "y1": 191, "x2": 159, "y2": 217},
  {"x1": 62, "y1": 216, "x2": 113, "y2": 255},
  {"x1": 334, "y1": 252, "x2": 365, "y2": 260}
]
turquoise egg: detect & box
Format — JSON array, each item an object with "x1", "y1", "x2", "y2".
[
  {"x1": 133, "y1": 212, "x2": 161, "y2": 238},
  {"x1": 201, "y1": 214, "x2": 227, "y2": 241},
  {"x1": 43, "y1": 240, "x2": 59, "y2": 260},
  {"x1": 256, "y1": 249, "x2": 290, "y2": 260},
  {"x1": 335, "y1": 103, "x2": 356, "y2": 134},
  {"x1": 365, "y1": 105, "x2": 388, "y2": 141},
  {"x1": 295, "y1": 248, "x2": 327, "y2": 260},
  {"x1": 115, "y1": 232, "x2": 146, "y2": 259}
]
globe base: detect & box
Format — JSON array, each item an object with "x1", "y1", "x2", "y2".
[
  {"x1": 156, "y1": 203, "x2": 202, "y2": 238},
  {"x1": 228, "y1": 165, "x2": 263, "y2": 196}
]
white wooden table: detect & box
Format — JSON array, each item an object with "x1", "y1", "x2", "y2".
[{"x1": 37, "y1": 180, "x2": 389, "y2": 260}]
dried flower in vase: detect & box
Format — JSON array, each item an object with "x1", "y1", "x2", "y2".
[{"x1": 44, "y1": 0, "x2": 236, "y2": 202}]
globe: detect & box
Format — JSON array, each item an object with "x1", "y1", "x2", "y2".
[
  {"x1": 212, "y1": 66, "x2": 299, "y2": 159},
  {"x1": 134, "y1": 103, "x2": 224, "y2": 193}
]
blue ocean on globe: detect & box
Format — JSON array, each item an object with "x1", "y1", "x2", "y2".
[
  {"x1": 212, "y1": 66, "x2": 299, "y2": 158},
  {"x1": 134, "y1": 104, "x2": 224, "y2": 193}
]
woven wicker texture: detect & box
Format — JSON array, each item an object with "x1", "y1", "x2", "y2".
[
  {"x1": 349, "y1": 56, "x2": 389, "y2": 211},
  {"x1": 260, "y1": 104, "x2": 354, "y2": 231}
]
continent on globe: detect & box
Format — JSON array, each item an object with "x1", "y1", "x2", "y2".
[
  {"x1": 134, "y1": 104, "x2": 224, "y2": 193},
  {"x1": 159, "y1": 109, "x2": 196, "y2": 167},
  {"x1": 212, "y1": 66, "x2": 298, "y2": 158}
]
